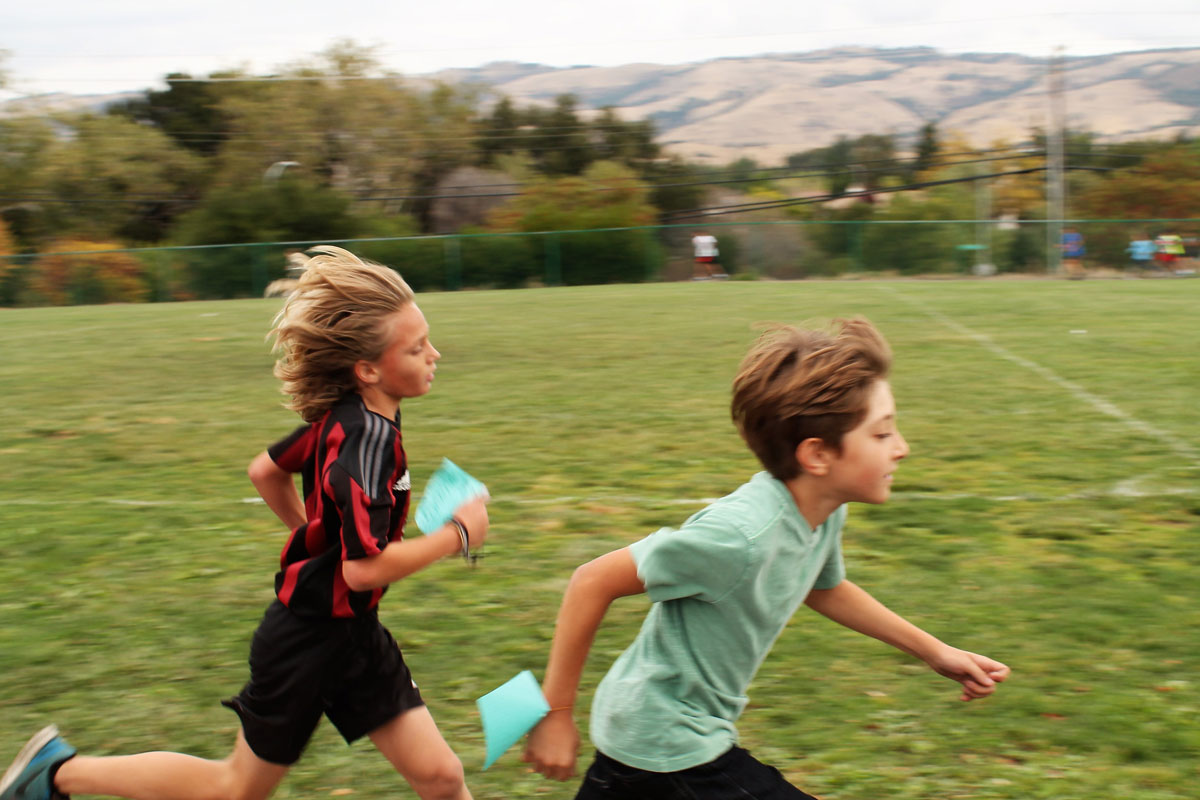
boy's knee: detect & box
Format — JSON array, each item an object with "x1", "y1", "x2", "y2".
[
  {"x1": 407, "y1": 754, "x2": 466, "y2": 800},
  {"x1": 211, "y1": 762, "x2": 279, "y2": 800}
]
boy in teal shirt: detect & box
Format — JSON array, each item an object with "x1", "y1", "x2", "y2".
[{"x1": 524, "y1": 318, "x2": 1010, "y2": 798}]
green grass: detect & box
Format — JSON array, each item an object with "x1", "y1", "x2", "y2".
[{"x1": 1, "y1": 277, "x2": 1198, "y2": 799}]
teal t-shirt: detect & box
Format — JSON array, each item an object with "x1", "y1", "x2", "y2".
[{"x1": 590, "y1": 471, "x2": 847, "y2": 772}]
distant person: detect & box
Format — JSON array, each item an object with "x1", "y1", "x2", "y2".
[
  {"x1": 1060, "y1": 227, "x2": 1086, "y2": 279},
  {"x1": 1155, "y1": 233, "x2": 1185, "y2": 272},
  {"x1": 522, "y1": 318, "x2": 1010, "y2": 799},
  {"x1": 0, "y1": 247, "x2": 489, "y2": 800},
  {"x1": 1126, "y1": 234, "x2": 1157, "y2": 271},
  {"x1": 691, "y1": 231, "x2": 726, "y2": 280}
]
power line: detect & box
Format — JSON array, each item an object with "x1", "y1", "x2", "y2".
[{"x1": 665, "y1": 165, "x2": 1117, "y2": 220}]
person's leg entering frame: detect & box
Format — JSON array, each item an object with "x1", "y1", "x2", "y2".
[
  {"x1": 53, "y1": 730, "x2": 289, "y2": 800},
  {"x1": 369, "y1": 706, "x2": 471, "y2": 800}
]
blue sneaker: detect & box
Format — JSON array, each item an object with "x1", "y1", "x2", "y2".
[{"x1": 0, "y1": 726, "x2": 76, "y2": 800}]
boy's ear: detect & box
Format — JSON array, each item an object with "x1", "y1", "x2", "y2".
[
  {"x1": 353, "y1": 359, "x2": 379, "y2": 387},
  {"x1": 796, "y1": 437, "x2": 833, "y2": 476}
]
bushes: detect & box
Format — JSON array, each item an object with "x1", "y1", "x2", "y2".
[
  {"x1": 459, "y1": 233, "x2": 537, "y2": 289},
  {"x1": 22, "y1": 241, "x2": 149, "y2": 305},
  {"x1": 360, "y1": 228, "x2": 664, "y2": 292},
  {"x1": 555, "y1": 229, "x2": 661, "y2": 285}
]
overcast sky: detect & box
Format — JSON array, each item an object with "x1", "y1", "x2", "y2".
[{"x1": 4, "y1": 0, "x2": 1199, "y2": 98}]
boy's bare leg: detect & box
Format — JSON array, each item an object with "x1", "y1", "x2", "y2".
[
  {"x1": 54, "y1": 730, "x2": 288, "y2": 800},
  {"x1": 369, "y1": 706, "x2": 471, "y2": 800}
]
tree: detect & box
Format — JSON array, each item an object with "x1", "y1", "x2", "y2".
[
  {"x1": 0, "y1": 217, "x2": 19, "y2": 305},
  {"x1": 478, "y1": 96, "x2": 520, "y2": 167},
  {"x1": 590, "y1": 107, "x2": 659, "y2": 166},
  {"x1": 0, "y1": 217, "x2": 14, "y2": 282},
  {"x1": 486, "y1": 161, "x2": 661, "y2": 284},
  {"x1": 30, "y1": 114, "x2": 207, "y2": 243},
  {"x1": 913, "y1": 121, "x2": 940, "y2": 176},
  {"x1": 1076, "y1": 145, "x2": 1200, "y2": 264},
  {"x1": 478, "y1": 94, "x2": 662, "y2": 182},
  {"x1": 0, "y1": 116, "x2": 58, "y2": 245},
  {"x1": 786, "y1": 133, "x2": 902, "y2": 196},
  {"x1": 641, "y1": 157, "x2": 708, "y2": 221},
  {"x1": 523, "y1": 94, "x2": 592, "y2": 176},
  {"x1": 210, "y1": 41, "x2": 480, "y2": 232},
  {"x1": 1077, "y1": 145, "x2": 1200, "y2": 221},
  {"x1": 107, "y1": 72, "x2": 235, "y2": 156},
  {"x1": 171, "y1": 175, "x2": 408, "y2": 297}
]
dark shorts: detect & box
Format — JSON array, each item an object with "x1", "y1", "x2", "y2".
[
  {"x1": 575, "y1": 748, "x2": 819, "y2": 800},
  {"x1": 222, "y1": 600, "x2": 424, "y2": 765}
]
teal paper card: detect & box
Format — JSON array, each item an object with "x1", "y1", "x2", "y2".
[
  {"x1": 415, "y1": 459, "x2": 488, "y2": 535},
  {"x1": 476, "y1": 670, "x2": 550, "y2": 769}
]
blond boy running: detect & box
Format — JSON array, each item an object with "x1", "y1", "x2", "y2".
[{"x1": 1, "y1": 247, "x2": 488, "y2": 800}]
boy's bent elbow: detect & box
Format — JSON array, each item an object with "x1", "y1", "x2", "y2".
[
  {"x1": 568, "y1": 548, "x2": 646, "y2": 602},
  {"x1": 247, "y1": 451, "x2": 281, "y2": 485}
]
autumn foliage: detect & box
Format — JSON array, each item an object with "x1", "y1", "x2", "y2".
[{"x1": 26, "y1": 241, "x2": 149, "y2": 305}]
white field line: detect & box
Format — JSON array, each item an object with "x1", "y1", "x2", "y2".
[
  {"x1": 4, "y1": 483, "x2": 1198, "y2": 510},
  {"x1": 880, "y1": 286, "x2": 1200, "y2": 467}
]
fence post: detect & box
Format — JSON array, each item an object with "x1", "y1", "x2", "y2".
[
  {"x1": 851, "y1": 222, "x2": 865, "y2": 270},
  {"x1": 154, "y1": 249, "x2": 171, "y2": 302},
  {"x1": 545, "y1": 233, "x2": 562, "y2": 286},
  {"x1": 444, "y1": 237, "x2": 462, "y2": 291},
  {"x1": 251, "y1": 246, "x2": 267, "y2": 297}
]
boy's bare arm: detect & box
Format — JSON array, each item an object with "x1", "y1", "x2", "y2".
[
  {"x1": 248, "y1": 451, "x2": 306, "y2": 531},
  {"x1": 522, "y1": 547, "x2": 646, "y2": 781},
  {"x1": 342, "y1": 496, "x2": 489, "y2": 590},
  {"x1": 805, "y1": 579, "x2": 1010, "y2": 701}
]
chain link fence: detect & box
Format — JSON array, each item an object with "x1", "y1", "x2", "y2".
[{"x1": 2, "y1": 219, "x2": 1197, "y2": 305}]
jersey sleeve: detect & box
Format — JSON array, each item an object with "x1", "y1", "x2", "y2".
[
  {"x1": 267, "y1": 424, "x2": 314, "y2": 472},
  {"x1": 329, "y1": 417, "x2": 398, "y2": 561},
  {"x1": 629, "y1": 508, "x2": 749, "y2": 604}
]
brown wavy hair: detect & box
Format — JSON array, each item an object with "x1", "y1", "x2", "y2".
[
  {"x1": 731, "y1": 318, "x2": 892, "y2": 480},
  {"x1": 269, "y1": 245, "x2": 414, "y2": 422}
]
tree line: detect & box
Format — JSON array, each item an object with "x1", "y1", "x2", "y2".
[{"x1": 2, "y1": 41, "x2": 1198, "y2": 303}]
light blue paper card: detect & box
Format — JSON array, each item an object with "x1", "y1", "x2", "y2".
[
  {"x1": 415, "y1": 458, "x2": 488, "y2": 535},
  {"x1": 476, "y1": 670, "x2": 550, "y2": 770}
]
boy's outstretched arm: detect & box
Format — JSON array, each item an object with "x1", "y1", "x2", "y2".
[
  {"x1": 805, "y1": 579, "x2": 1010, "y2": 702},
  {"x1": 342, "y1": 496, "x2": 489, "y2": 590},
  {"x1": 522, "y1": 547, "x2": 646, "y2": 781}
]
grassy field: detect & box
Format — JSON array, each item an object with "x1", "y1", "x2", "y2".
[{"x1": 1, "y1": 277, "x2": 1197, "y2": 799}]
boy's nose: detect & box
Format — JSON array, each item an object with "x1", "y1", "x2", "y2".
[{"x1": 895, "y1": 434, "x2": 910, "y2": 460}]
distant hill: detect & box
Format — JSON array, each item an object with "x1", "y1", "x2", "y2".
[
  {"x1": 435, "y1": 46, "x2": 1200, "y2": 164},
  {"x1": 7, "y1": 47, "x2": 1199, "y2": 166},
  {"x1": 0, "y1": 91, "x2": 142, "y2": 117}
]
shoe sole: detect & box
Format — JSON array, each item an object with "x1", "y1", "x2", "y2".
[{"x1": 0, "y1": 725, "x2": 59, "y2": 796}]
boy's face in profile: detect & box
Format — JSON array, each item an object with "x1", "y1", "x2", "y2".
[
  {"x1": 824, "y1": 380, "x2": 909, "y2": 506},
  {"x1": 365, "y1": 303, "x2": 441, "y2": 403}
]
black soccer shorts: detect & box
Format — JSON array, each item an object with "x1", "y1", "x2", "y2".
[{"x1": 223, "y1": 600, "x2": 424, "y2": 765}]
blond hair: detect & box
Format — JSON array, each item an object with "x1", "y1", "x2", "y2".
[
  {"x1": 270, "y1": 245, "x2": 414, "y2": 422},
  {"x1": 731, "y1": 318, "x2": 892, "y2": 480}
]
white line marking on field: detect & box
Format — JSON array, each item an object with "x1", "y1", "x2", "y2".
[
  {"x1": 880, "y1": 286, "x2": 1200, "y2": 467},
  {"x1": 5, "y1": 484, "x2": 1198, "y2": 510}
]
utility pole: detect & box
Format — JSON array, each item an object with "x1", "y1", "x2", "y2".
[{"x1": 1046, "y1": 47, "x2": 1066, "y2": 275}]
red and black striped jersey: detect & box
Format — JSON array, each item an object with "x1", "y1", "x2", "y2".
[{"x1": 266, "y1": 393, "x2": 410, "y2": 618}]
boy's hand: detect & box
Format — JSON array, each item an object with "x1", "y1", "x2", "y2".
[
  {"x1": 521, "y1": 709, "x2": 579, "y2": 781},
  {"x1": 452, "y1": 495, "x2": 489, "y2": 549},
  {"x1": 926, "y1": 645, "x2": 1010, "y2": 701}
]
